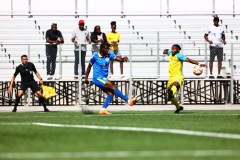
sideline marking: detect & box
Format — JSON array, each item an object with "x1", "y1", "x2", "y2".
[
  {"x1": 0, "y1": 150, "x2": 240, "y2": 159},
  {"x1": 0, "y1": 122, "x2": 240, "y2": 139},
  {"x1": 2, "y1": 122, "x2": 239, "y2": 140},
  {"x1": 32, "y1": 122, "x2": 240, "y2": 139}
]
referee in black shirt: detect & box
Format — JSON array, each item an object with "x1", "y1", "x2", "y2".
[{"x1": 8, "y1": 55, "x2": 50, "y2": 112}]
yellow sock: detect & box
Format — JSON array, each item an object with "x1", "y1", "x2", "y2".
[
  {"x1": 171, "y1": 86, "x2": 177, "y2": 96},
  {"x1": 171, "y1": 97, "x2": 180, "y2": 109}
]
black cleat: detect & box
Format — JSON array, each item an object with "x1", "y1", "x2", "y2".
[
  {"x1": 44, "y1": 108, "x2": 50, "y2": 112},
  {"x1": 167, "y1": 90, "x2": 174, "y2": 101},
  {"x1": 175, "y1": 106, "x2": 184, "y2": 113},
  {"x1": 12, "y1": 108, "x2": 17, "y2": 112}
]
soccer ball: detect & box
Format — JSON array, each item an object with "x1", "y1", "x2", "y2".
[{"x1": 193, "y1": 66, "x2": 203, "y2": 75}]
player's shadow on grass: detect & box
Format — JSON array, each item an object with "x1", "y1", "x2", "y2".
[{"x1": 176, "y1": 111, "x2": 194, "y2": 114}]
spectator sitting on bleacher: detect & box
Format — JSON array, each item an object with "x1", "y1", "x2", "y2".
[
  {"x1": 91, "y1": 25, "x2": 107, "y2": 55},
  {"x1": 45, "y1": 23, "x2": 64, "y2": 80},
  {"x1": 204, "y1": 16, "x2": 226, "y2": 79}
]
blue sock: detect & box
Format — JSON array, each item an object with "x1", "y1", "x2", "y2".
[
  {"x1": 113, "y1": 88, "x2": 129, "y2": 102},
  {"x1": 102, "y1": 95, "x2": 113, "y2": 109}
]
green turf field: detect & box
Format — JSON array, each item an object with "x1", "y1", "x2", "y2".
[{"x1": 0, "y1": 110, "x2": 240, "y2": 160}]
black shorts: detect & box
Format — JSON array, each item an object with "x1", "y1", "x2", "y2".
[
  {"x1": 19, "y1": 81, "x2": 40, "y2": 93},
  {"x1": 209, "y1": 46, "x2": 223, "y2": 62}
]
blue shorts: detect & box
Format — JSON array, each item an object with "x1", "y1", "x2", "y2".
[
  {"x1": 92, "y1": 77, "x2": 108, "y2": 89},
  {"x1": 109, "y1": 49, "x2": 121, "y2": 56}
]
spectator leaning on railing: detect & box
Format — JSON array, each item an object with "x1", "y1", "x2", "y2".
[
  {"x1": 45, "y1": 23, "x2": 64, "y2": 80},
  {"x1": 91, "y1": 25, "x2": 107, "y2": 55},
  {"x1": 107, "y1": 21, "x2": 123, "y2": 76},
  {"x1": 71, "y1": 19, "x2": 91, "y2": 79}
]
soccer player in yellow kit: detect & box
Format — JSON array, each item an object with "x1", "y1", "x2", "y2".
[{"x1": 163, "y1": 44, "x2": 207, "y2": 113}]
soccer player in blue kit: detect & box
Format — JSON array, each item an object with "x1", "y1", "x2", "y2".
[{"x1": 84, "y1": 42, "x2": 136, "y2": 114}]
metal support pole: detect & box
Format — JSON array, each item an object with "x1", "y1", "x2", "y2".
[
  {"x1": 78, "y1": 44, "x2": 82, "y2": 106},
  {"x1": 181, "y1": 83, "x2": 184, "y2": 105},
  {"x1": 128, "y1": 44, "x2": 133, "y2": 98},
  {"x1": 27, "y1": 44, "x2": 31, "y2": 106},
  {"x1": 233, "y1": 0, "x2": 235, "y2": 17},
  {"x1": 160, "y1": 0, "x2": 162, "y2": 16},
  {"x1": 11, "y1": 0, "x2": 13, "y2": 18},
  {"x1": 121, "y1": 0, "x2": 124, "y2": 18},
  {"x1": 230, "y1": 43, "x2": 234, "y2": 104},
  {"x1": 167, "y1": 0, "x2": 169, "y2": 15},
  {"x1": 212, "y1": 0, "x2": 215, "y2": 14},
  {"x1": 205, "y1": 43, "x2": 208, "y2": 77},
  {"x1": 59, "y1": 44, "x2": 62, "y2": 78},
  {"x1": 86, "y1": 0, "x2": 88, "y2": 18},
  {"x1": 28, "y1": 0, "x2": 32, "y2": 18},
  {"x1": 157, "y1": 32, "x2": 160, "y2": 78},
  {"x1": 75, "y1": 0, "x2": 78, "y2": 18},
  {"x1": 180, "y1": 43, "x2": 184, "y2": 105}
]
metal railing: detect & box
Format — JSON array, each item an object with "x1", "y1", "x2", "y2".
[{"x1": 1, "y1": 42, "x2": 239, "y2": 77}]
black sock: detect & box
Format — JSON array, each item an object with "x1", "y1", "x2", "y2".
[
  {"x1": 14, "y1": 96, "x2": 20, "y2": 109},
  {"x1": 39, "y1": 97, "x2": 47, "y2": 109}
]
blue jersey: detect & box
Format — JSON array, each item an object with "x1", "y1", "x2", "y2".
[{"x1": 90, "y1": 52, "x2": 115, "y2": 81}]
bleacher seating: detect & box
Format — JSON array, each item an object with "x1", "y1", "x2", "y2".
[{"x1": 1, "y1": 16, "x2": 240, "y2": 78}]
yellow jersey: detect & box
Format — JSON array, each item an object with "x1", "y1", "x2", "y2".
[
  {"x1": 167, "y1": 50, "x2": 187, "y2": 79},
  {"x1": 107, "y1": 32, "x2": 120, "y2": 50}
]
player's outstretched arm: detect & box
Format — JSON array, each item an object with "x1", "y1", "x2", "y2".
[
  {"x1": 114, "y1": 56, "x2": 128, "y2": 62},
  {"x1": 185, "y1": 57, "x2": 207, "y2": 68},
  {"x1": 163, "y1": 49, "x2": 169, "y2": 54}
]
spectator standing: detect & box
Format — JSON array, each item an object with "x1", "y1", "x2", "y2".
[
  {"x1": 204, "y1": 16, "x2": 226, "y2": 79},
  {"x1": 84, "y1": 42, "x2": 136, "y2": 115},
  {"x1": 45, "y1": 23, "x2": 64, "y2": 80},
  {"x1": 71, "y1": 19, "x2": 91, "y2": 79},
  {"x1": 7, "y1": 55, "x2": 50, "y2": 112},
  {"x1": 91, "y1": 25, "x2": 107, "y2": 55},
  {"x1": 107, "y1": 21, "x2": 123, "y2": 75}
]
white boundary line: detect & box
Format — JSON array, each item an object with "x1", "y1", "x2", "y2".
[
  {"x1": 1, "y1": 122, "x2": 240, "y2": 140},
  {"x1": 0, "y1": 150, "x2": 240, "y2": 159},
  {"x1": 33, "y1": 123, "x2": 240, "y2": 140}
]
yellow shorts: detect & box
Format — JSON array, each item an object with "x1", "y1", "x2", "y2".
[{"x1": 167, "y1": 77, "x2": 184, "y2": 89}]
